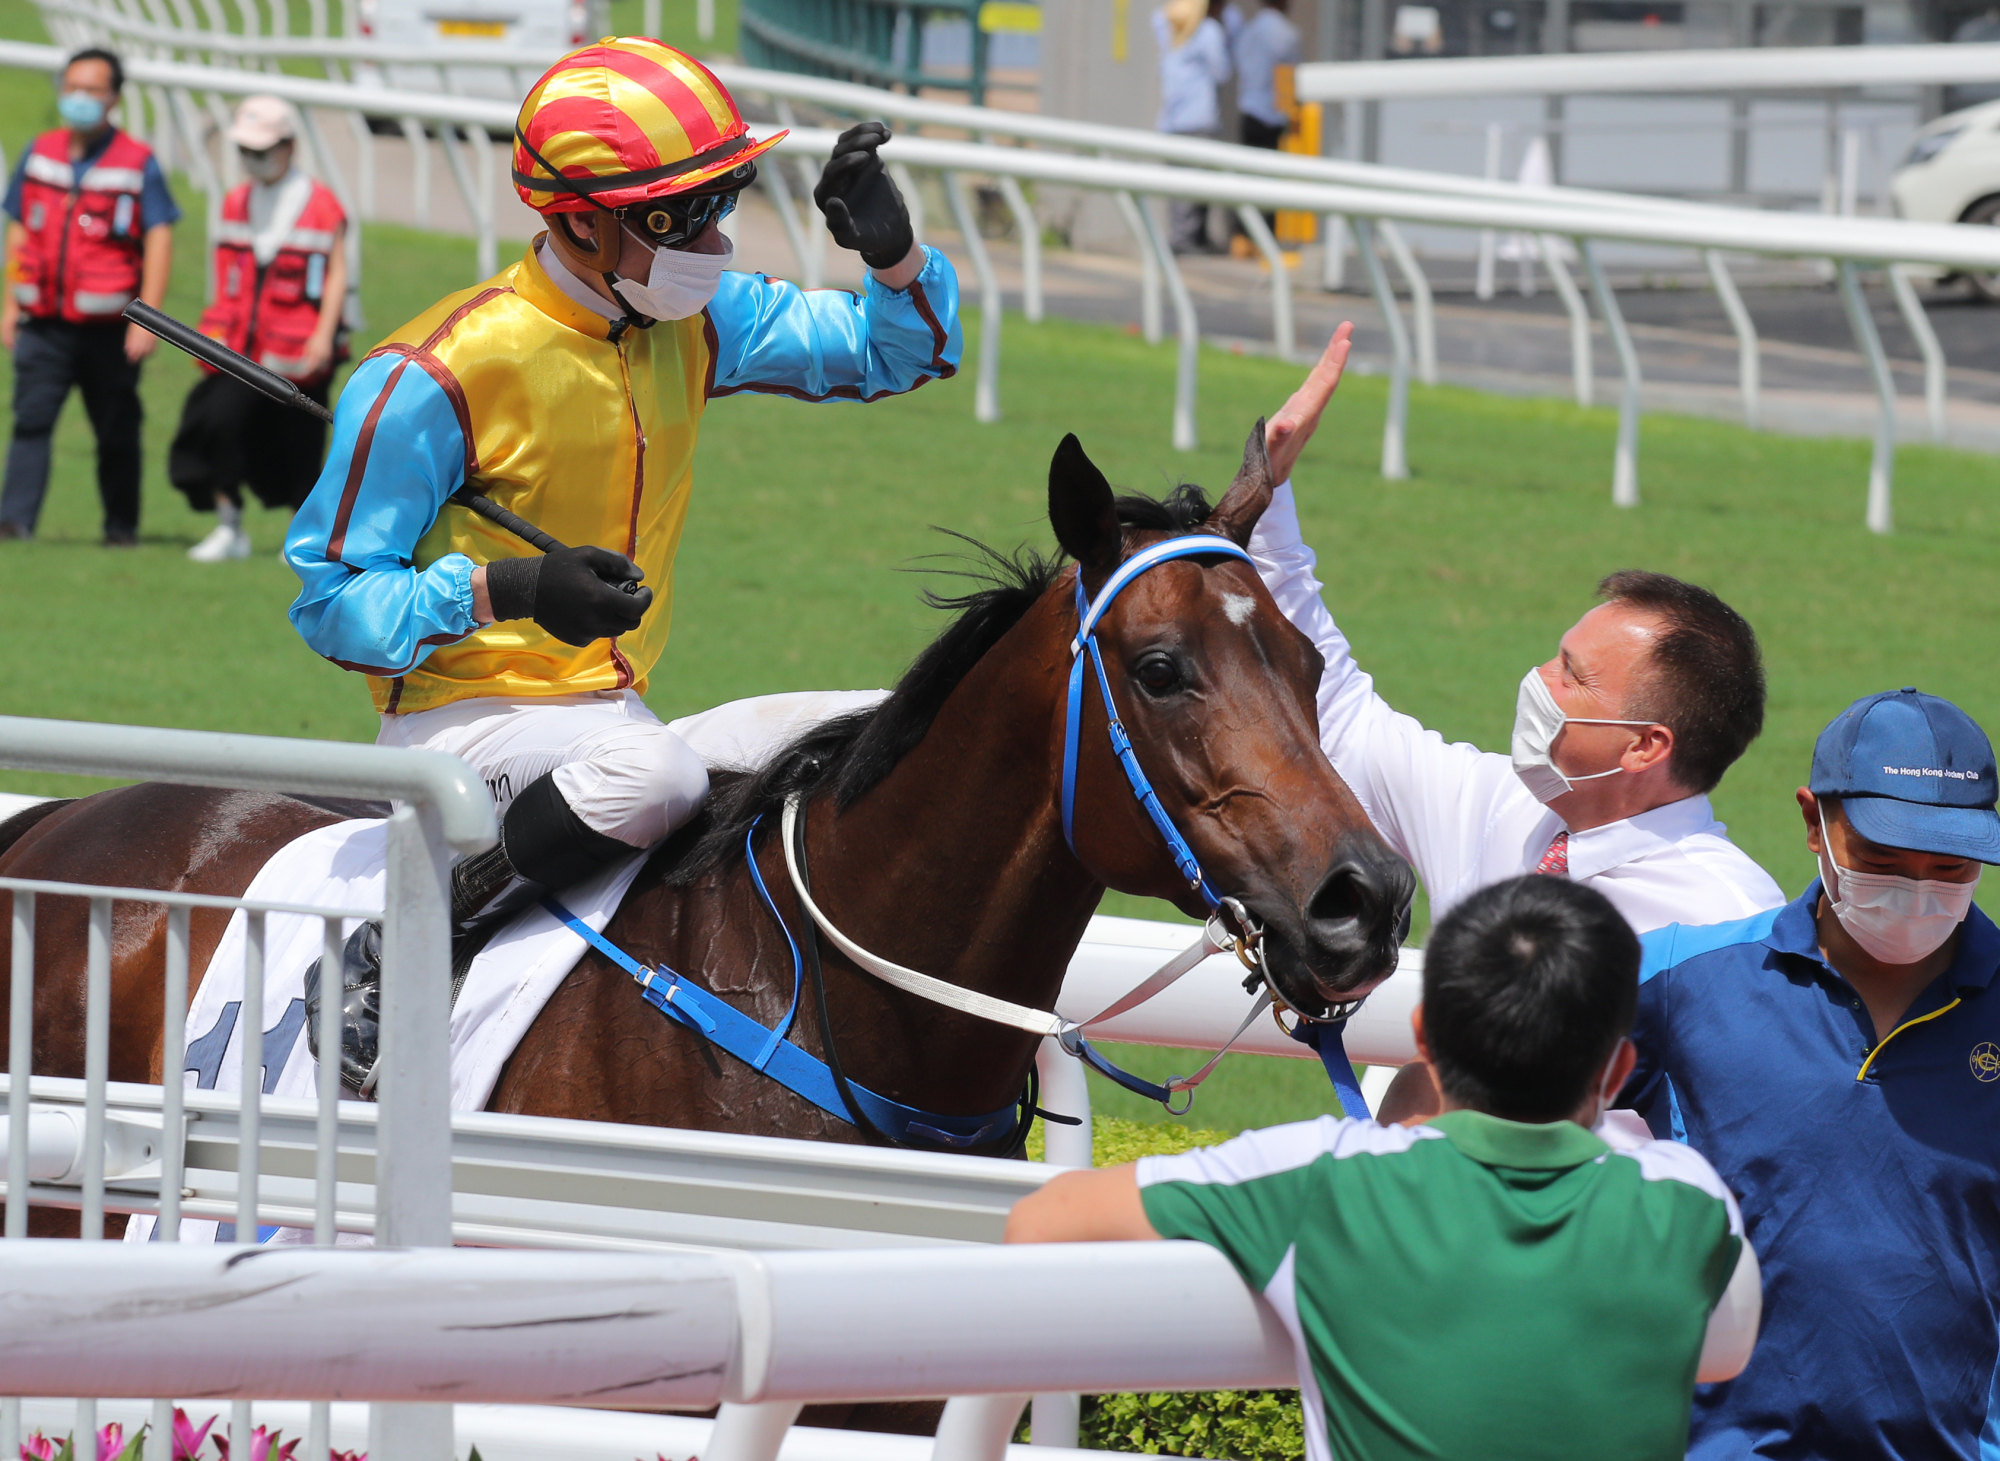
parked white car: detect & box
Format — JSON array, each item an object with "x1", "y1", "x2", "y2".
[
  {"x1": 355, "y1": 0, "x2": 610, "y2": 103},
  {"x1": 1888, "y1": 97, "x2": 2000, "y2": 299}
]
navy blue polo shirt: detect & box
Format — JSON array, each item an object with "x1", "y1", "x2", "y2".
[{"x1": 1624, "y1": 881, "x2": 2000, "y2": 1461}]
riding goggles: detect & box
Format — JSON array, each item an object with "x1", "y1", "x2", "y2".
[{"x1": 625, "y1": 164, "x2": 755, "y2": 248}]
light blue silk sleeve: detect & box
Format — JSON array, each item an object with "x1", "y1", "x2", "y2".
[
  {"x1": 706, "y1": 244, "x2": 962, "y2": 402},
  {"x1": 285, "y1": 351, "x2": 479, "y2": 677}
]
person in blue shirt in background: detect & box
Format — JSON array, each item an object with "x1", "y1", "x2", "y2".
[
  {"x1": 1626, "y1": 687, "x2": 2000, "y2": 1460},
  {"x1": 1153, "y1": 0, "x2": 1232, "y2": 252}
]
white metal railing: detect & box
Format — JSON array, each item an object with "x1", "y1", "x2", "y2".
[
  {"x1": 0, "y1": 914, "x2": 1421, "y2": 1249},
  {"x1": 0, "y1": 717, "x2": 493, "y2": 1461},
  {"x1": 35, "y1": 0, "x2": 1965, "y2": 431},
  {"x1": 1295, "y1": 40, "x2": 2000, "y2": 104},
  {"x1": 0, "y1": 1239, "x2": 1298, "y2": 1461},
  {"x1": 0, "y1": 716, "x2": 1400, "y2": 1459},
  {"x1": 18, "y1": 14, "x2": 2000, "y2": 528}
]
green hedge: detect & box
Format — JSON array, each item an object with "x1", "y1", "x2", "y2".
[{"x1": 1023, "y1": 1117, "x2": 1306, "y2": 1457}]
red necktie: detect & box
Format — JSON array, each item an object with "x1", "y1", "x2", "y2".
[{"x1": 1535, "y1": 830, "x2": 1571, "y2": 877}]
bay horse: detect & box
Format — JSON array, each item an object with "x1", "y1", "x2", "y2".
[{"x1": 0, "y1": 426, "x2": 1413, "y2": 1216}]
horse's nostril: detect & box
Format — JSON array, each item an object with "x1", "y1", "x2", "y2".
[{"x1": 1307, "y1": 862, "x2": 1380, "y2": 930}]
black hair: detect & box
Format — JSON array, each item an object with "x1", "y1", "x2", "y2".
[
  {"x1": 1422, "y1": 875, "x2": 1639, "y2": 1123},
  {"x1": 665, "y1": 484, "x2": 1217, "y2": 886},
  {"x1": 64, "y1": 47, "x2": 124, "y2": 95},
  {"x1": 1597, "y1": 569, "x2": 1765, "y2": 795}
]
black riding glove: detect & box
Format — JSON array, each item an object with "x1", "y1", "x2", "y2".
[
  {"x1": 813, "y1": 121, "x2": 916, "y2": 272},
  {"x1": 484, "y1": 546, "x2": 652, "y2": 647}
]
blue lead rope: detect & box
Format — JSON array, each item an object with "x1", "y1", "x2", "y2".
[
  {"x1": 1285, "y1": 1014, "x2": 1369, "y2": 1119},
  {"x1": 541, "y1": 822, "x2": 1025, "y2": 1150}
]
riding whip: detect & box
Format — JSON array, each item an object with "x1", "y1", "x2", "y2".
[{"x1": 122, "y1": 300, "x2": 575, "y2": 560}]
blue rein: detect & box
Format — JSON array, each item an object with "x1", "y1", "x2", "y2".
[{"x1": 542, "y1": 820, "x2": 1028, "y2": 1152}]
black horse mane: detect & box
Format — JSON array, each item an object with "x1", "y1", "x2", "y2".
[{"x1": 663, "y1": 483, "x2": 1216, "y2": 885}]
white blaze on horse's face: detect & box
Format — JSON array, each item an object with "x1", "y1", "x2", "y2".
[{"x1": 1219, "y1": 591, "x2": 1257, "y2": 627}]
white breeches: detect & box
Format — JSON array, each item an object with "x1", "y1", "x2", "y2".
[{"x1": 377, "y1": 688, "x2": 890, "y2": 849}]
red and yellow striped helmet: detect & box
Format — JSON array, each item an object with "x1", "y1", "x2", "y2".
[{"x1": 512, "y1": 37, "x2": 785, "y2": 215}]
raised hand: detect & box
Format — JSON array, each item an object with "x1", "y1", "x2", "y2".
[
  {"x1": 812, "y1": 121, "x2": 916, "y2": 271},
  {"x1": 1264, "y1": 321, "x2": 1354, "y2": 485}
]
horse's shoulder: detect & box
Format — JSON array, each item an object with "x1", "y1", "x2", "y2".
[{"x1": 0, "y1": 795, "x2": 75, "y2": 871}]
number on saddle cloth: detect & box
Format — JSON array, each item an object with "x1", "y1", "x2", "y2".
[{"x1": 184, "y1": 997, "x2": 309, "y2": 1095}]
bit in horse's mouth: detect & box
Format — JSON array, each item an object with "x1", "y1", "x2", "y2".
[{"x1": 1258, "y1": 930, "x2": 1401, "y2": 1018}]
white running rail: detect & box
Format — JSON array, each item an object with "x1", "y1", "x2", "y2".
[
  {"x1": 1295, "y1": 41, "x2": 2000, "y2": 103},
  {"x1": 0, "y1": 717, "x2": 493, "y2": 1461},
  {"x1": 0, "y1": 1240, "x2": 1299, "y2": 1461}
]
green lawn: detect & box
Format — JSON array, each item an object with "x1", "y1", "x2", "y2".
[{"x1": 4, "y1": 192, "x2": 1999, "y2": 1130}]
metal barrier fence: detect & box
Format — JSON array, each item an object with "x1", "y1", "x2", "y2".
[
  {"x1": 0, "y1": 717, "x2": 493, "y2": 1461},
  {"x1": 0, "y1": 716, "x2": 1408, "y2": 1460},
  {"x1": 1293, "y1": 39, "x2": 2000, "y2": 104},
  {"x1": 19, "y1": 10, "x2": 2000, "y2": 528},
  {"x1": 5, "y1": 1239, "x2": 1298, "y2": 1461}
]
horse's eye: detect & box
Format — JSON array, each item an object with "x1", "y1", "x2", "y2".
[{"x1": 1134, "y1": 652, "x2": 1184, "y2": 695}]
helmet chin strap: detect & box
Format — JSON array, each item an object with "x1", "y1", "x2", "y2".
[
  {"x1": 516, "y1": 127, "x2": 653, "y2": 335},
  {"x1": 547, "y1": 210, "x2": 652, "y2": 337}
]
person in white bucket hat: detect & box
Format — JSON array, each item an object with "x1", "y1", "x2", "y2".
[{"x1": 169, "y1": 93, "x2": 349, "y2": 561}]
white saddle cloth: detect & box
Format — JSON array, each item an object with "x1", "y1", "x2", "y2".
[
  {"x1": 126, "y1": 819, "x2": 647, "y2": 1244},
  {"x1": 125, "y1": 688, "x2": 891, "y2": 1245}
]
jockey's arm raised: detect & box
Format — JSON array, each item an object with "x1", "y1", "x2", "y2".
[{"x1": 282, "y1": 246, "x2": 961, "y2": 682}]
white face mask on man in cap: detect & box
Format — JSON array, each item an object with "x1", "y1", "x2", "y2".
[
  {"x1": 1815, "y1": 803, "x2": 1981, "y2": 966},
  {"x1": 239, "y1": 144, "x2": 290, "y2": 186}
]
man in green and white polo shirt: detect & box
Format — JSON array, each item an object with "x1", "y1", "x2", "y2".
[{"x1": 1008, "y1": 875, "x2": 1761, "y2": 1461}]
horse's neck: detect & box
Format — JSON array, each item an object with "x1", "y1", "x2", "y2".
[{"x1": 809, "y1": 592, "x2": 1101, "y2": 1088}]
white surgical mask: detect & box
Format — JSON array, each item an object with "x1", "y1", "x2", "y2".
[
  {"x1": 1815, "y1": 804, "x2": 1980, "y2": 966},
  {"x1": 240, "y1": 148, "x2": 288, "y2": 184},
  {"x1": 610, "y1": 228, "x2": 732, "y2": 321},
  {"x1": 1510, "y1": 668, "x2": 1655, "y2": 805}
]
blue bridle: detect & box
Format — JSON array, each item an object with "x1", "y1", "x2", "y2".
[
  {"x1": 1060, "y1": 534, "x2": 1256, "y2": 912},
  {"x1": 541, "y1": 530, "x2": 1370, "y2": 1146},
  {"x1": 1057, "y1": 533, "x2": 1370, "y2": 1120}
]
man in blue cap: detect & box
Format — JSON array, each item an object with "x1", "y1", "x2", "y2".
[{"x1": 1623, "y1": 687, "x2": 2000, "y2": 1460}]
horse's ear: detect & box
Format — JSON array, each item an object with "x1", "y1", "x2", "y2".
[
  {"x1": 1049, "y1": 433, "x2": 1122, "y2": 572},
  {"x1": 1206, "y1": 418, "x2": 1273, "y2": 548}
]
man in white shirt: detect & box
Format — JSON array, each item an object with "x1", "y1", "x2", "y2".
[
  {"x1": 1257, "y1": 323, "x2": 1782, "y2": 939},
  {"x1": 1254, "y1": 325, "x2": 1783, "y2": 1111}
]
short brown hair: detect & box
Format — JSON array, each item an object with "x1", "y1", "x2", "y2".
[{"x1": 1597, "y1": 570, "x2": 1765, "y2": 795}]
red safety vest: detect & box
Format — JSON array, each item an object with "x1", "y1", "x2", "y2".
[
  {"x1": 196, "y1": 176, "x2": 348, "y2": 384},
  {"x1": 11, "y1": 128, "x2": 154, "y2": 323}
]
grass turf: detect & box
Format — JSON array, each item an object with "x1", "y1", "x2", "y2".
[{"x1": 3, "y1": 171, "x2": 1998, "y2": 1129}]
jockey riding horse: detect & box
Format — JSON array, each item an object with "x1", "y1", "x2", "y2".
[{"x1": 285, "y1": 37, "x2": 961, "y2": 1089}]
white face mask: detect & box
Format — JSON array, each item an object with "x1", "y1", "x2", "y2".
[
  {"x1": 610, "y1": 228, "x2": 733, "y2": 322},
  {"x1": 240, "y1": 148, "x2": 288, "y2": 185},
  {"x1": 1510, "y1": 668, "x2": 1655, "y2": 805},
  {"x1": 1815, "y1": 804, "x2": 1981, "y2": 966}
]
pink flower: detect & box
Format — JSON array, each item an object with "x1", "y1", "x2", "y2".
[
  {"x1": 211, "y1": 1426, "x2": 298, "y2": 1461},
  {"x1": 19, "y1": 1432, "x2": 60, "y2": 1461},
  {"x1": 171, "y1": 1411, "x2": 216, "y2": 1461},
  {"x1": 96, "y1": 1423, "x2": 143, "y2": 1461}
]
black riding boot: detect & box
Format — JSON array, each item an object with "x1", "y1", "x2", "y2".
[{"x1": 305, "y1": 770, "x2": 640, "y2": 1092}]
